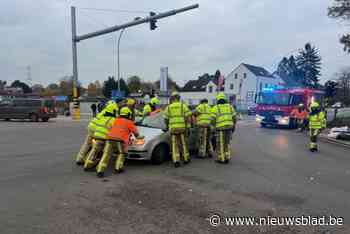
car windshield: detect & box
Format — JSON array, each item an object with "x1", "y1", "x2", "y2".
[
  {"x1": 137, "y1": 111, "x2": 166, "y2": 129},
  {"x1": 257, "y1": 93, "x2": 291, "y2": 105}
]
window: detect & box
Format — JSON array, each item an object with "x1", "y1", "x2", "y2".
[
  {"x1": 259, "y1": 83, "x2": 263, "y2": 91},
  {"x1": 291, "y1": 95, "x2": 304, "y2": 105},
  {"x1": 243, "y1": 73, "x2": 247, "y2": 78},
  {"x1": 209, "y1": 86, "x2": 213, "y2": 93},
  {"x1": 230, "y1": 84, "x2": 234, "y2": 90},
  {"x1": 234, "y1": 73, "x2": 238, "y2": 79}
]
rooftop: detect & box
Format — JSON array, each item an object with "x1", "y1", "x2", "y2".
[{"x1": 242, "y1": 63, "x2": 274, "y2": 78}]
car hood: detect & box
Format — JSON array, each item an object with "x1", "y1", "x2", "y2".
[{"x1": 137, "y1": 126, "x2": 164, "y2": 142}]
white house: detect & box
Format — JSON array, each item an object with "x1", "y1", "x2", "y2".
[
  {"x1": 179, "y1": 75, "x2": 223, "y2": 106},
  {"x1": 225, "y1": 63, "x2": 284, "y2": 110}
]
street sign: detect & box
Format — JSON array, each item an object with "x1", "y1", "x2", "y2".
[{"x1": 111, "y1": 90, "x2": 125, "y2": 100}]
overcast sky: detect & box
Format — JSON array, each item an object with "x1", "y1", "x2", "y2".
[{"x1": 0, "y1": 0, "x2": 348, "y2": 87}]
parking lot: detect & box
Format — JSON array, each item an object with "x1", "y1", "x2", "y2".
[{"x1": 1, "y1": 118, "x2": 350, "y2": 234}]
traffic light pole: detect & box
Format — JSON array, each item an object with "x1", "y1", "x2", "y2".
[
  {"x1": 71, "y1": 4, "x2": 199, "y2": 119},
  {"x1": 71, "y1": 6, "x2": 80, "y2": 120}
]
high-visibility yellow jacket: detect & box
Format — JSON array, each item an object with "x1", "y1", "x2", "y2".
[
  {"x1": 195, "y1": 103, "x2": 212, "y2": 127},
  {"x1": 104, "y1": 102, "x2": 118, "y2": 117},
  {"x1": 164, "y1": 101, "x2": 191, "y2": 132},
  {"x1": 143, "y1": 104, "x2": 152, "y2": 116},
  {"x1": 211, "y1": 103, "x2": 236, "y2": 130},
  {"x1": 91, "y1": 115, "x2": 116, "y2": 140},
  {"x1": 309, "y1": 111, "x2": 326, "y2": 129}
]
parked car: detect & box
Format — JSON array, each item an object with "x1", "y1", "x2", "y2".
[
  {"x1": 0, "y1": 98, "x2": 57, "y2": 122},
  {"x1": 332, "y1": 102, "x2": 344, "y2": 108},
  {"x1": 128, "y1": 111, "x2": 199, "y2": 164},
  {"x1": 247, "y1": 106, "x2": 256, "y2": 115}
]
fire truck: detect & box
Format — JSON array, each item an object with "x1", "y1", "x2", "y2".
[{"x1": 255, "y1": 88, "x2": 324, "y2": 128}]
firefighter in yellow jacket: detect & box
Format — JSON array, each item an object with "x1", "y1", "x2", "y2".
[
  {"x1": 211, "y1": 93, "x2": 237, "y2": 164},
  {"x1": 82, "y1": 103, "x2": 118, "y2": 170},
  {"x1": 164, "y1": 92, "x2": 192, "y2": 167},
  {"x1": 194, "y1": 98, "x2": 214, "y2": 158},
  {"x1": 143, "y1": 97, "x2": 160, "y2": 117},
  {"x1": 308, "y1": 101, "x2": 326, "y2": 152},
  {"x1": 75, "y1": 100, "x2": 119, "y2": 165}
]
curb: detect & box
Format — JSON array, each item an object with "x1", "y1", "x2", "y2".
[{"x1": 319, "y1": 134, "x2": 350, "y2": 149}]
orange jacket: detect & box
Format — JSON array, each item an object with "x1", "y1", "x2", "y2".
[
  {"x1": 291, "y1": 108, "x2": 308, "y2": 120},
  {"x1": 107, "y1": 117, "x2": 139, "y2": 145}
]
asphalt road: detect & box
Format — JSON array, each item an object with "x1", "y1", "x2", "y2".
[{"x1": 0, "y1": 117, "x2": 350, "y2": 234}]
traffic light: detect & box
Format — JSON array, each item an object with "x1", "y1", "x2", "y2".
[{"x1": 150, "y1": 12, "x2": 157, "y2": 30}]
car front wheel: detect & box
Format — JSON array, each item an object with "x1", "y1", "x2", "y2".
[{"x1": 151, "y1": 144, "x2": 169, "y2": 165}]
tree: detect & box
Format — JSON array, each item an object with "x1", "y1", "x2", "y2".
[
  {"x1": 141, "y1": 81, "x2": 154, "y2": 93},
  {"x1": 276, "y1": 56, "x2": 303, "y2": 87},
  {"x1": 87, "y1": 82, "x2": 97, "y2": 97},
  {"x1": 94, "y1": 80, "x2": 103, "y2": 96},
  {"x1": 335, "y1": 67, "x2": 350, "y2": 106},
  {"x1": 0, "y1": 80, "x2": 6, "y2": 90},
  {"x1": 324, "y1": 80, "x2": 338, "y2": 106},
  {"x1": 102, "y1": 76, "x2": 129, "y2": 98},
  {"x1": 47, "y1": 83, "x2": 60, "y2": 90},
  {"x1": 42, "y1": 83, "x2": 60, "y2": 96},
  {"x1": 127, "y1": 76, "x2": 142, "y2": 93},
  {"x1": 328, "y1": 0, "x2": 350, "y2": 53},
  {"x1": 103, "y1": 76, "x2": 118, "y2": 98},
  {"x1": 32, "y1": 84, "x2": 44, "y2": 94},
  {"x1": 119, "y1": 78, "x2": 129, "y2": 96},
  {"x1": 59, "y1": 76, "x2": 73, "y2": 96},
  {"x1": 296, "y1": 43, "x2": 322, "y2": 88},
  {"x1": 10, "y1": 80, "x2": 32, "y2": 93},
  {"x1": 154, "y1": 76, "x2": 179, "y2": 91}
]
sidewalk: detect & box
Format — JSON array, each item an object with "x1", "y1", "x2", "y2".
[{"x1": 55, "y1": 115, "x2": 90, "y2": 122}]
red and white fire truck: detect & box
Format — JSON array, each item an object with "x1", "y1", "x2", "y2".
[{"x1": 255, "y1": 88, "x2": 324, "y2": 128}]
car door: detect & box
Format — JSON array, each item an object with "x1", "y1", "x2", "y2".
[
  {"x1": 0, "y1": 99, "x2": 12, "y2": 119},
  {"x1": 12, "y1": 99, "x2": 29, "y2": 119}
]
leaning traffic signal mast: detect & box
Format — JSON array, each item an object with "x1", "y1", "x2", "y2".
[{"x1": 70, "y1": 4, "x2": 199, "y2": 119}]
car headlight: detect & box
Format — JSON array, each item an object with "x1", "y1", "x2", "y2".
[
  {"x1": 278, "y1": 116, "x2": 289, "y2": 125},
  {"x1": 133, "y1": 138, "x2": 145, "y2": 146},
  {"x1": 256, "y1": 114, "x2": 264, "y2": 122}
]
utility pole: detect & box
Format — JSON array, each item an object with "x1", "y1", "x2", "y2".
[
  {"x1": 71, "y1": 4, "x2": 199, "y2": 119},
  {"x1": 117, "y1": 28, "x2": 126, "y2": 92},
  {"x1": 71, "y1": 6, "x2": 79, "y2": 120}
]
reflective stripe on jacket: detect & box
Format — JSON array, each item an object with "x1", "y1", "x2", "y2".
[
  {"x1": 93, "y1": 116, "x2": 115, "y2": 140},
  {"x1": 211, "y1": 103, "x2": 236, "y2": 130},
  {"x1": 309, "y1": 111, "x2": 326, "y2": 129},
  {"x1": 164, "y1": 101, "x2": 191, "y2": 131},
  {"x1": 195, "y1": 103, "x2": 212, "y2": 127}
]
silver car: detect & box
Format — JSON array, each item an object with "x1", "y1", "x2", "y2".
[{"x1": 127, "y1": 111, "x2": 200, "y2": 164}]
